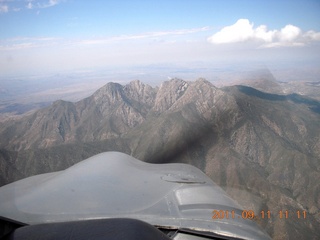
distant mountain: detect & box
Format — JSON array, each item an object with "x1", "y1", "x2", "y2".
[
  {"x1": 0, "y1": 80, "x2": 156, "y2": 150},
  {"x1": 242, "y1": 69, "x2": 285, "y2": 93},
  {"x1": 0, "y1": 78, "x2": 319, "y2": 239}
]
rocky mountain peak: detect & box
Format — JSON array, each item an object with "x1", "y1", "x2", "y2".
[
  {"x1": 168, "y1": 78, "x2": 239, "y2": 124},
  {"x1": 195, "y1": 77, "x2": 213, "y2": 85},
  {"x1": 152, "y1": 78, "x2": 189, "y2": 113},
  {"x1": 127, "y1": 79, "x2": 144, "y2": 89},
  {"x1": 123, "y1": 80, "x2": 157, "y2": 107},
  {"x1": 92, "y1": 82, "x2": 125, "y2": 105}
]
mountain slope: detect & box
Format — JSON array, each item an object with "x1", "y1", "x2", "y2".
[
  {"x1": 0, "y1": 78, "x2": 319, "y2": 239},
  {"x1": 0, "y1": 80, "x2": 157, "y2": 150}
]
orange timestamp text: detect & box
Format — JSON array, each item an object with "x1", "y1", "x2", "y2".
[{"x1": 212, "y1": 210, "x2": 307, "y2": 220}]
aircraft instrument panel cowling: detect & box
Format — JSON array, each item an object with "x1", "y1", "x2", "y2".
[{"x1": 0, "y1": 152, "x2": 271, "y2": 240}]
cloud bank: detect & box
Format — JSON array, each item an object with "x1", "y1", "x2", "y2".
[
  {"x1": 207, "y1": 19, "x2": 320, "y2": 48},
  {"x1": 0, "y1": 27, "x2": 209, "y2": 51}
]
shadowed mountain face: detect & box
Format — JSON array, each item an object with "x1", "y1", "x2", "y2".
[
  {"x1": 0, "y1": 78, "x2": 320, "y2": 239},
  {"x1": 237, "y1": 85, "x2": 320, "y2": 114}
]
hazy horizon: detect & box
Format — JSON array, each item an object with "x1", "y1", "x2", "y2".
[
  {"x1": 1, "y1": 0, "x2": 320, "y2": 120},
  {"x1": 1, "y1": 0, "x2": 319, "y2": 79}
]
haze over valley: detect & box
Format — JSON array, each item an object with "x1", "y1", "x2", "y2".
[{"x1": 1, "y1": 64, "x2": 320, "y2": 122}]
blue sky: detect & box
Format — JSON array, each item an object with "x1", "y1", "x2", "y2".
[{"x1": 1, "y1": 0, "x2": 320, "y2": 77}]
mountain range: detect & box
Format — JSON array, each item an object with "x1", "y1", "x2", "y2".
[{"x1": 0, "y1": 77, "x2": 319, "y2": 239}]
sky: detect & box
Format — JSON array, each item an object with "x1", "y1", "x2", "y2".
[{"x1": 0, "y1": 0, "x2": 320, "y2": 78}]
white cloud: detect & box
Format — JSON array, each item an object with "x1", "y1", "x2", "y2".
[
  {"x1": 25, "y1": 0, "x2": 60, "y2": 10},
  {"x1": 0, "y1": 42, "x2": 34, "y2": 51},
  {"x1": 304, "y1": 30, "x2": 320, "y2": 41},
  {"x1": 207, "y1": 19, "x2": 320, "y2": 48},
  {"x1": 78, "y1": 27, "x2": 210, "y2": 46},
  {"x1": 0, "y1": 4, "x2": 8, "y2": 12},
  {"x1": 208, "y1": 19, "x2": 254, "y2": 44},
  {"x1": 254, "y1": 25, "x2": 276, "y2": 42},
  {"x1": 278, "y1": 24, "x2": 301, "y2": 42},
  {"x1": 0, "y1": 37, "x2": 60, "y2": 51},
  {"x1": 38, "y1": 0, "x2": 59, "y2": 8},
  {"x1": 26, "y1": 2, "x2": 33, "y2": 9}
]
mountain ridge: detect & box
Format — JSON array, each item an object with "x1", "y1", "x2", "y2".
[{"x1": 0, "y1": 78, "x2": 319, "y2": 239}]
